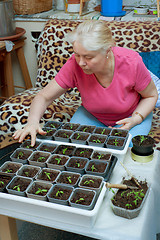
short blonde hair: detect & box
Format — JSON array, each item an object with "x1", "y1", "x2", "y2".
[{"x1": 67, "y1": 20, "x2": 115, "y2": 53}]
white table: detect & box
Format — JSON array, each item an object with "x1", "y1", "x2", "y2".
[{"x1": 0, "y1": 148, "x2": 160, "y2": 240}]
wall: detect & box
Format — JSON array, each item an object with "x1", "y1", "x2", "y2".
[{"x1": 123, "y1": 0, "x2": 157, "y2": 6}]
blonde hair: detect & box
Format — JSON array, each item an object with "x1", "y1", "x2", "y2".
[{"x1": 67, "y1": 20, "x2": 115, "y2": 53}]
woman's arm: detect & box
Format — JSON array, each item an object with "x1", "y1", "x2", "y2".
[
  {"x1": 116, "y1": 79, "x2": 158, "y2": 129},
  {"x1": 13, "y1": 80, "x2": 67, "y2": 146}
]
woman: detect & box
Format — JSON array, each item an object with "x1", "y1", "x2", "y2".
[{"x1": 13, "y1": 20, "x2": 158, "y2": 146}]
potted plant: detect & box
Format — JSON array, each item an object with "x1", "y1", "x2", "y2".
[
  {"x1": 91, "y1": 150, "x2": 112, "y2": 162},
  {"x1": 132, "y1": 135, "x2": 155, "y2": 156},
  {"x1": 70, "y1": 131, "x2": 90, "y2": 144},
  {"x1": 94, "y1": 127, "x2": 112, "y2": 136},
  {"x1": 55, "y1": 144, "x2": 76, "y2": 156},
  {"x1": 36, "y1": 168, "x2": 60, "y2": 183},
  {"x1": 106, "y1": 136, "x2": 126, "y2": 150},
  {"x1": 6, "y1": 176, "x2": 32, "y2": 197},
  {"x1": 69, "y1": 188, "x2": 97, "y2": 210},
  {"x1": 20, "y1": 139, "x2": 41, "y2": 150},
  {"x1": 10, "y1": 148, "x2": 33, "y2": 164},
  {"x1": 0, "y1": 161, "x2": 23, "y2": 176},
  {"x1": 0, "y1": 173, "x2": 12, "y2": 192},
  {"x1": 56, "y1": 171, "x2": 81, "y2": 187},
  {"x1": 77, "y1": 125, "x2": 96, "y2": 133},
  {"x1": 46, "y1": 154, "x2": 70, "y2": 170},
  {"x1": 47, "y1": 183, "x2": 74, "y2": 206},
  {"x1": 65, "y1": 156, "x2": 89, "y2": 174},
  {"x1": 111, "y1": 129, "x2": 129, "y2": 138},
  {"x1": 61, "y1": 122, "x2": 80, "y2": 131},
  {"x1": 28, "y1": 151, "x2": 51, "y2": 167},
  {"x1": 26, "y1": 180, "x2": 52, "y2": 201},
  {"x1": 37, "y1": 127, "x2": 56, "y2": 140},
  {"x1": 110, "y1": 178, "x2": 149, "y2": 219},
  {"x1": 54, "y1": 129, "x2": 73, "y2": 142},
  {"x1": 73, "y1": 147, "x2": 93, "y2": 159},
  {"x1": 37, "y1": 142, "x2": 58, "y2": 153},
  {"x1": 44, "y1": 120, "x2": 63, "y2": 129},
  {"x1": 78, "y1": 174, "x2": 104, "y2": 194},
  {"x1": 16, "y1": 164, "x2": 41, "y2": 179},
  {"x1": 85, "y1": 160, "x2": 109, "y2": 178},
  {"x1": 87, "y1": 134, "x2": 107, "y2": 147}
]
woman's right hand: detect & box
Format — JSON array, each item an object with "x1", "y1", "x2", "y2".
[{"x1": 13, "y1": 123, "x2": 46, "y2": 146}]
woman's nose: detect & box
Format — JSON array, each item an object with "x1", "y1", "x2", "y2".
[{"x1": 79, "y1": 57, "x2": 86, "y2": 66}]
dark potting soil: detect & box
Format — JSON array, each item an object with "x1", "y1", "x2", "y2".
[
  {"x1": 86, "y1": 161, "x2": 108, "y2": 173},
  {"x1": 62, "y1": 123, "x2": 80, "y2": 131},
  {"x1": 19, "y1": 167, "x2": 39, "y2": 178},
  {"x1": 94, "y1": 127, "x2": 111, "y2": 135},
  {"x1": 55, "y1": 145, "x2": 75, "y2": 156},
  {"x1": 71, "y1": 132, "x2": 89, "y2": 141},
  {"x1": 73, "y1": 147, "x2": 93, "y2": 159},
  {"x1": 78, "y1": 125, "x2": 95, "y2": 133},
  {"x1": 1, "y1": 163, "x2": 21, "y2": 174},
  {"x1": 88, "y1": 135, "x2": 107, "y2": 144},
  {"x1": 43, "y1": 128, "x2": 56, "y2": 136},
  {"x1": 57, "y1": 172, "x2": 80, "y2": 185},
  {"x1": 22, "y1": 141, "x2": 40, "y2": 150},
  {"x1": 9, "y1": 178, "x2": 31, "y2": 192},
  {"x1": 28, "y1": 183, "x2": 50, "y2": 196},
  {"x1": 80, "y1": 177, "x2": 102, "y2": 188},
  {"x1": 38, "y1": 144, "x2": 57, "y2": 153},
  {"x1": 70, "y1": 191, "x2": 94, "y2": 206},
  {"x1": 92, "y1": 152, "x2": 111, "y2": 161},
  {"x1": 132, "y1": 135, "x2": 154, "y2": 146},
  {"x1": 112, "y1": 178, "x2": 148, "y2": 210},
  {"x1": 0, "y1": 174, "x2": 12, "y2": 190},
  {"x1": 45, "y1": 122, "x2": 62, "y2": 129},
  {"x1": 50, "y1": 185, "x2": 73, "y2": 200},
  {"x1": 31, "y1": 152, "x2": 50, "y2": 163},
  {"x1": 111, "y1": 129, "x2": 128, "y2": 138},
  {"x1": 67, "y1": 158, "x2": 88, "y2": 169},
  {"x1": 107, "y1": 138, "x2": 125, "y2": 147},
  {"x1": 37, "y1": 169, "x2": 59, "y2": 182},
  {"x1": 15, "y1": 150, "x2": 32, "y2": 160},
  {"x1": 55, "y1": 130, "x2": 73, "y2": 139},
  {"x1": 48, "y1": 155, "x2": 69, "y2": 166}
]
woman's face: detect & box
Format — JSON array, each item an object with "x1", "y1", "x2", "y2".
[{"x1": 73, "y1": 40, "x2": 107, "y2": 74}]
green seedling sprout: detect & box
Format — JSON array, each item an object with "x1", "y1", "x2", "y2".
[
  {"x1": 46, "y1": 129, "x2": 53, "y2": 133},
  {"x1": 75, "y1": 198, "x2": 85, "y2": 204},
  {"x1": 76, "y1": 162, "x2": 80, "y2": 168},
  {"x1": 109, "y1": 188, "x2": 115, "y2": 194},
  {"x1": 37, "y1": 156, "x2": 46, "y2": 162},
  {"x1": 101, "y1": 129, "x2": 106, "y2": 134},
  {"x1": 26, "y1": 145, "x2": 32, "y2": 149},
  {"x1": 62, "y1": 148, "x2": 68, "y2": 154},
  {"x1": 44, "y1": 148, "x2": 49, "y2": 151},
  {"x1": 67, "y1": 176, "x2": 72, "y2": 183},
  {"x1": 139, "y1": 135, "x2": 147, "y2": 145},
  {"x1": 44, "y1": 172, "x2": 51, "y2": 180},
  {"x1": 84, "y1": 180, "x2": 94, "y2": 185},
  {"x1": 17, "y1": 151, "x2": 24, "y2": 159},
  {"x1": 63, "y1": 133, "x2": 69, "y2": 138},
  {"x1": 5, "y1": 169, "x2": 13, "y2": 173},
  {"x1": 35, "y1": 188, "x2": 48, "y2": 195},
  {"x1": 97, "y1": 154, "x2": 104, "y2": 159},
  {"x1": 56, "y1": 190, "x2": 64, "y2": 197},
  {"x1": 91, "y1": 164, "x2": 96, "y2": 172},
  {"x1": 93, "y1": 139, "x2": 101, "y2": 143},
  {"x1": 13, "y1": 185, "x2": 21, "y2": 192},
  {"x1": 115, "y1": 131, "x2": 122, "y2": 136},
  {"x1": 126, "y1": 203, "x2": 132, "y2": 209},
  {"x1": 80, "y1": 150, "x2": 87, "y2": 155},
  {"x1": 55, "y1": 157, "x2": 62, "y2": 164},
  {"x1": 83, "y1": 127, "x2": 88, "y2": 132},
  {"x1": 113, "y1": 138, "x2": 119, "y2": 146},
  {"x1": 0, "y1": 181, "x2": 4, "y2": 185},
  {"x1": 24, "y1": 171, "x2": 29, "y2": 177},
  {"x1": 50, "y1": 124, "x2": 56, "y2": 128},
  {"x1": 70, "y1": 124, "x2": 73, "y2": 130},
  {"x1": 127, "y1": 189, "x2": 145, "y2": 206},
  {"x1": 76, "y1": 133, "x2": 81, "y2": 140}
]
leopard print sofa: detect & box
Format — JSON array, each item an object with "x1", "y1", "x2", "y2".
[{"x1": 0, "y1": 19, "x2": 160, "y2": 149}]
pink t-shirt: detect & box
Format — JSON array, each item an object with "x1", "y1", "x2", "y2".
[{"x1": 55, "y1": 46, "x2": 151, "y2": 126}]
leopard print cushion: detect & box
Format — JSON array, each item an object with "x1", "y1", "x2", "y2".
[{"x1": 0, "y1": 19, "x2": 160, "y2": 149}]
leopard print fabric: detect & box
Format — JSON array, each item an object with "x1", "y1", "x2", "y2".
[{"x1": 0, "y1": 19, "x2": 160, "y2": 149}]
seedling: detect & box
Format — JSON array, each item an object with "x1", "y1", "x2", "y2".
[
  {"x1": 13, "y1": 185, "x2": 21, "y2": 192},
  {"x1": 76, "y1": 162, "x2": 80, "y2": 168},
  {"x1": 91, "y1": 164, "x2": 96, "y2": 172},
  {"x1": 126, "y1": 203, "x2": 132, "y2": 209},
  {"x1": 62, "y1": 148, "x2": 68, "y2": 154},
  {"x1": 63, "y1": 133, "x2": 69, "y2": 138},
  {"x1": 80, "y1": 150, "x2": 87, "y2": 155},
  {"x1": 44, "y1": 148, "x2": 49, "y2": 151},
  {"x1": 101, "y1": 129, "x2": 106, "y2": 134},
  {"x1": 26, "y1": 145, "x2": 33, "y2": 149},
  {"x1": 35, "y1": 188, "x2": 48, "y2": 195},
  {"x1": 93, "y1": 139, "x2": 101, "y2": 143},
  {"x1": 113, "y1": 138, "x2": 119, "y2": 146},
  {"x1": 97, "y1": 154, "x2": 104, "y2": 159},
  {"x1": 115, "y1": 131, "x2": 122, "y2": 136},
  {"x1": 56, "y1": 190, "x2": 64, "y2": 197},
  {"x1": 5, "y1": 169, "x2": 13, "y2": 173},
  {"x1": 44, "y1": 172, "x2": 51, "y2": 180},
  {"x1": 0, "y1": 181, "x2": 4, "y2": 185},
  {"x1": 127, "y1": 189, "x2": 145, "y2": 206},
  {"x1": 67, "y1": 176, "x2": 72, "y2": 183},
  {"x1": 24, "y1": 171, "x2": 29, "y2": 177},
  {"x1": 84, "y1": 180, "x2": 94, "y2": 185},
  {"x1": 17, "y1": 151, "x2": 24, "y2": 159},
  {"x1": 46, "y1": 129, "x2": 53, "y2": 134},
  {"x1": 37, "y1": 156, "x2": 46, "y2": 162},
  {"x1": 83, "y1": 127, "x2": 88, "y2": 132},
  {"x1": 50, "y1": 124, "x2": 56, "y2": 128},
  {"x1": 75, "y1": 197, "x2": 85, "y2": 204},
  {"x1": 139, "y1": 136, "x2": 147, "y2": 145},
  {"x1": 55, "y1": 157, "x2": 62, "y2": 164},
  {"x1": 76, "y1": 133, "x2": 81, "y2": 140}
]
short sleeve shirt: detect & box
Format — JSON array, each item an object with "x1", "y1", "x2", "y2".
[{"x1": 55, "y1": 46, "x2": 151, "y2": 126}]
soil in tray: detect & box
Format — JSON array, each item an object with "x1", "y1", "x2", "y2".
[
  {"x1": 80, "y1": 177, "x2": 102, "y2": 188},
  {"x1": 42, "y1": 128, "x2": 56, "y2": 136},
  {"x1": 57, "y1": 172, "x2": 80, "y2": 185},
  {"x1": 55, "y1": 145, "x2": 75, "y2": 156},
  {"x1": 55, "y1": 130, "x2": 73, "y2": 139},
  {"x1": 28, "y1": 183, "x2": 50, "y2": 196},
  {"x1": 19, "y1": 167, "x2": 39, "y2": 178},
  {"x1": 22, "y1": 140, "x2": 40, "y2": 150},
  {"x1": 94, "y1": 127, "x2": 111, "y2": 135},
  {"x1": 88, "y1": 135, "x2": 106, "y2": 144},
  {"x1": 48, "y1": 155, "x2": 69, "y2": 166},
  {"x1": 92, "y1": 152, "x2": 111, "y2": 161},
  {"x1": 111, "y1": 178, "x2": 148, "y2": 210},
  {"x1": 70, "y1": 190, "x2": 95, "y2": 206},
  {"x1": 78, "y1": 125, "x2": 95, "y2": 133},
  {"x1": 14, "y1": 150, "x2": 31, "y2": 160},
  {"x1": 38, "y1": 144, "x2": 57, "y2": 153},
  {"x1": 8, "y1": 178, "x2": 31, "y2": 192},
  {"x1": 111, "y1": 129, "x2": 128, "y2": 138},
  {"x1": 86, "y1": 161, "x2": 108, "y2": 173},
  {"x1": 30, "y1": 152, "x2": 49, "y2": 163},
  {"x1": 67, "y1": 157, "x2": 87, "y2": 169},
  {"x1": 107, "y1": 138, "x2": 125, "y2": 147},
  {"x1": 49, "y1": 185, "x2": 72, "y2": 200},
  {"x1": 62, "y1": 123, "x2": 80, "y2": 131},
  {"x1": 37, "y1": 169, "x2": 59, "y2": 182},
  {"x1": 45, "y1": 121, "x2": 62, "y2": 129},
  {"x1": 0, "y1": 174, "x2": 12, "y2": 191},
  {"x1": 1, "y1": 163, "x2": 21, "y2": 174},
  {"x1": 73, "y1": 147, "x2": 93, "y2": 159},
  {"x1": 71, "y1": 132, "x2": 89, "y2": 141}
]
